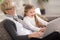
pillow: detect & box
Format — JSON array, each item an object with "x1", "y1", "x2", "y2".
[{"x1": 35, "y1": 8, "x2": 41, "y2": 15}]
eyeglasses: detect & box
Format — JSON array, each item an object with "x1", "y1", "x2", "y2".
[{"x1": 6, "y1": 7, "x2": 15, "y2": 10}]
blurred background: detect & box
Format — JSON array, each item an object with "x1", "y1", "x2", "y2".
[{"x1": 0, "y1": 0, "x2": 60, "y2": 22}]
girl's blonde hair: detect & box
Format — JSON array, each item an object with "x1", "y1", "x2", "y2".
[{"x1": 24, "y1": 4, "x2": 44, "y2": 28}]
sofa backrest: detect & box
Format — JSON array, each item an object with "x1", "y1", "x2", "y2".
[{"x1": 0, "y1": 20, "x2": 13, "y2": 40}]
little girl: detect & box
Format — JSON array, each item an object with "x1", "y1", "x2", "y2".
[{"x1": 23, "y1": 4, "x2": 48, "y2": 32}]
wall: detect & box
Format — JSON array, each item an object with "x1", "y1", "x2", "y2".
[
  {"x1": 0, "y1": 0, "x2": 60, "y2": 16},
  {"x1": 45, "y1": 0, "x2": 60, "y2": 15},
  {"x1": 29, "y1": 0, "x2": 60, "y2": 15}
]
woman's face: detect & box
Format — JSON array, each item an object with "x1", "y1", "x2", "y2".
[
  {"x1": 26, "y1": 8, "x2": 35, "y2": 17},
  {"x1": 5, "y1": 7, "x2": 15, "y2": 16}
]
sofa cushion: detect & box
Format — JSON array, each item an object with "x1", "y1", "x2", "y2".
[{"x1": 0, "y1": 20, "x2": 13, "y2": 40}]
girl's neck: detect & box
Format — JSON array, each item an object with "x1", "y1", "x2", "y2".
[{"x1": 27, "y1": 15, "x2": 34, "y2": 18}]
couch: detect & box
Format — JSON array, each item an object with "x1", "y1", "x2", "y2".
[{"x1": 0, "y1": 15, "x2": 59, "y2": 40}]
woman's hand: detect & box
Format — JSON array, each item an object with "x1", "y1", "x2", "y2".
[{"x1": 28, "y1": 31, "x2": 44, "y2": 38}]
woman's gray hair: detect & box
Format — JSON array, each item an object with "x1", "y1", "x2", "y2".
[
  {"x1": 0, "y1": 0, "x2": 15, "y2": 14},
  {"x1": 1, "y1": 0, "x2": 13, "y2": 11}
]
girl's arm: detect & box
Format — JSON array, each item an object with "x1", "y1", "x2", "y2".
[{"x1": 23, "y1": 18, "x2": 41, "y2": 32}]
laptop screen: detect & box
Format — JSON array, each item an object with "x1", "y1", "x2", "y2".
[{"x1": 42, "y1": 18, "x2": 60, "y2": 38}]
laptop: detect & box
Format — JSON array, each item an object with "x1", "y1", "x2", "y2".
[{"x1": 42, "y1": 17, "x2": 60, "y2": 38}]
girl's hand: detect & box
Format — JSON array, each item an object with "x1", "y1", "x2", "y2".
[{"x1": 39, "y1": 26, "x2": 46, "y2": 32}]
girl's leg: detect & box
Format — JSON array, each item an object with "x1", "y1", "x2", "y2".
[{"x1": 30, "y1": 38, "x2": 42, "y2": 40}]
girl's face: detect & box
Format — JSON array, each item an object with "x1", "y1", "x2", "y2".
[{"x1": 26, "y1": 8, "x2": 35, "y2": 17}]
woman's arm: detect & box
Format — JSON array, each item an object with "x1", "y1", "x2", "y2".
[
  {"x1": 3, "y1": 19, "x2": 29, "y2": 40},
  {"x1": 3, "y1": 19, "x2": 44, "y2": 40}
]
